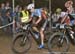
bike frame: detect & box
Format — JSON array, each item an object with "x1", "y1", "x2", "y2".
[
  {"x1": 29, "y1": 26, "x2": 41, "y2": 44},
  {"x1": 22, "y1": 17, "x2": 50, "y2": 45},
  {"x1": 22, "y1": 24, "x2": 41, "y2": 44}
]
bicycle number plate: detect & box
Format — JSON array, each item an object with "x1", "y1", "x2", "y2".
[{"x1": 60, "y1": 24, "x2": 65, "y2": 29}]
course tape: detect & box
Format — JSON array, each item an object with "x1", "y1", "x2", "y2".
[{"x1": 0, "y1": 22, "x2": 14, "y2": 29}]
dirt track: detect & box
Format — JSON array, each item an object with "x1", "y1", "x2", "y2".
[{"x1": 0, "y1": 30, "x2": 75, "y2": 54}]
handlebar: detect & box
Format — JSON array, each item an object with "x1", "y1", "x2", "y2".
[{"x1": 55, "y1": 23, "x2": 72, "y2": 29}]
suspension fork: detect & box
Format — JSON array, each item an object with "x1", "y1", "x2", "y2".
[
  {"x1": 21, "y1": 28, "x2": 29, "y2": 44},
  {"x1": 58, "y1": 30, "x2": 66, "y2": 44},
  {"x1": 21, "y1": 31, "x2": 28, "y2": 44},
  {"x1": 61, "y1": 29, "x2": 66, "y2": 37}
]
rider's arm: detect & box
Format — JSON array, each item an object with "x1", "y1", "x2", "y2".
[
  {"x1": 60, "y1": 12, "x2": 68, "y2": 24},
  {"x1": 61, "y1": 15, "x2": 67, "y2": 24},
  {"x1": 35, "y1": 16, "x2": 42, "y2": 25},
  {"x1": 29, "y1": 16, "x2": 32, "y2": 22},
  {"x1": 35, "y1": 10, "x2": 42, "y2": 25},
  {"x1": 42, "y1": 12, "x2": 47, "y2": 19}
]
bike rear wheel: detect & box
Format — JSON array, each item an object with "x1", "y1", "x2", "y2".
[
  {"x1": 48, "y1": 32, "x2": 70, "y2": 54},
  {"x1": 12, "y1": 32, "x2": 31, "y2": 54}
]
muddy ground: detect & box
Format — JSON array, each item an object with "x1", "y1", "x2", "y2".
[{"x1": 0, "y1": 30, "x2": 75, "y2": 54}]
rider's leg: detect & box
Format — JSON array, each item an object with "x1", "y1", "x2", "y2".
[
  {"x1": 39, "y1": 19, "x2": 48, "y2": 48},
  {"x1": 32, "y1": 17, "x2": 39, "y2": 32},
  {"x1": 32, "y1": 26, "x2": 39, "y2": 32},
  {"x1": 39, "y1": 28, "x2": 44, "y2": 46}
]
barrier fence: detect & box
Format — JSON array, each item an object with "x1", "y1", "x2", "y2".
[{"x1": 0, "y1": 21, "x2": 14, "y2": 29}]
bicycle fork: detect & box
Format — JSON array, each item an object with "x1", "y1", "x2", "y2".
[
  {"x1": 20, "y1": 33, "x2": 27, "y2": 46},
  {"x1": 58, "y1": 36, "x2": 64, "y2": 44},
  {"x1": 58, "y1": 33, "x2": 65, "y2": 47}
]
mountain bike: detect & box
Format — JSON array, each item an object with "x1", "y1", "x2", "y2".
[
  {"x1": 48, "y1": 24, "x2": 75, "y2": 54},
  {"x1": 11, "y1": 19, "x2": 52, "y2": 54}
]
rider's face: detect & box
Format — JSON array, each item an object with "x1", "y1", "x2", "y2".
[{"x1": 30, "y1": 8, "x2": 34, "y2": 13}]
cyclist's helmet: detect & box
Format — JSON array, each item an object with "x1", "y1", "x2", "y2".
[
  {"x1": 27, "y1": 3, "x2": 34, "y2": 10},
  {"x1": 56, "y1": 8, "x2": 62, "y2": 13}
]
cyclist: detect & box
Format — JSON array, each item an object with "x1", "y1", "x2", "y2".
[
  {"x1": 60, "y1": 0, "x2": 75, "y2": 25},
  {"x1": 52, "y1": 8, "x2": 62, "y2": 26},
  {"x1": 59, "y1": 11, "x2": 75, "y2": 26},
  {"x1": 30, "y1": 7, "x2": 48, "y2": 49},
  {"x1": 65, "y1": 0, "x2": 73, "y2": 14}
]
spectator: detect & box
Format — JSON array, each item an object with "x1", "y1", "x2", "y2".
[
  {"x1": 5, "y1": 9, "x2": 12, "y2": 23},
  {"x1": 15, "y1": 5, "x2": 20, "y2": 13},
  {"x1": 5, "y1": 2, "x2": 11, "y2": 10},
  {"x1": 0, "y1": 12, "x2": 3, "y2": 26},
  {"x1": 0, "y1": 3, "x2": 6, "y2": 18},
  {"x1": 14, "y1": 5, "x2": 22, "y2": 32},
  {"x1": 5, "y1": 9, "x2": 12, "y2": 33},
  {"x1": 15, "y1": 5, "x2": 20, "y2": 22},
  {"x1": 0, "y1": 3, "x2": 7, "y2": 32}
]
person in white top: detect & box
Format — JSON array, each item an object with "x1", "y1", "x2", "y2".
[
  {"x1": 60, "y1": 11, "x2": 75, "y2": 25},
  {"x1": 51, "y1": 8, "x2": 62, "y2": 26}
]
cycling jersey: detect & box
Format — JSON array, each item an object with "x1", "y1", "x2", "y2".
[
  {"x1": 60, "y1": 12, "x2": 75, "y2": 25},
  {"x1": 31, "y1": 9, "x2": 41, "y2": 18},
  {"x1": 31, "y1": 8, "x2": 48, "y2": 30},
  {"x1": 31, "y1": 8, "x2": 47, "y2": 19},
  {"x1": 60, "y1": 12, "x2": 68, "y2": 17}
]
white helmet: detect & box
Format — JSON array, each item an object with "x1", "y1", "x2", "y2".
[{"x1": 27, "y1": 3, "x2": 34, "y2": 9}]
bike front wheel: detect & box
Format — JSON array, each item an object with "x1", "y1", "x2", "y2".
[
  {"x1": 12, "y1": 32, "x2": 31, "y2": 54},
  {"x1": 48, "y1": 32, "x2": 70, "y2": 54}
]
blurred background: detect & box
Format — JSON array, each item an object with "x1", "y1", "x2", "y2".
[{"x1": 0, "y1": 0, "x2": 75, "y2": 12}]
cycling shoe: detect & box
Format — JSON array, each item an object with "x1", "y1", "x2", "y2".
[{"x1": 38, "y1": 44, "x2": 44, "y2": 49}]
